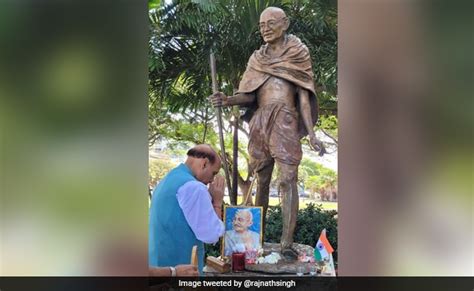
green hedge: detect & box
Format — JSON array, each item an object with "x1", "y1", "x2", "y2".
[{"x1": 205, "y1": 203, "x2": 338, "y2": 265}]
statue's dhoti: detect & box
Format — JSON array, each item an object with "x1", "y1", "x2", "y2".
[{"x1": 248, "y1": 102, "x2": 302, "y2": 171}]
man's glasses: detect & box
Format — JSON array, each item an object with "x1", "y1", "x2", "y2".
[{"x1": 258, "y1": 17, "x2": 286, "y2": 30}]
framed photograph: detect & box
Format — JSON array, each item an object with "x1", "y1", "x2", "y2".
[{"x1": 222, "y1": 206, "x2": 263, "y2": 259}]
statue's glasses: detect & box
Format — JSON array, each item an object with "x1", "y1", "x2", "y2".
[{"x1": 258, "y1": 17, "x2": 287, "y2": 30}]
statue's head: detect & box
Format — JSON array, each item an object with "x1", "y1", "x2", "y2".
[{"x1": 259, "y1": 7, "x2": 289, "y2": 44}]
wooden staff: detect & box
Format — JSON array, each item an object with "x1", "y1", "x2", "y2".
[
  {"x1": 241, "y1": 170, "x2": 257, "y2": 206},
  {"x1": 209, "y1": 52, "x2": 232, "y2": 196}
]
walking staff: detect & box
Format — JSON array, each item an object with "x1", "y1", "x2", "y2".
[{"x1": 209, "y1": 52, "x2": 232, "y2": 196}]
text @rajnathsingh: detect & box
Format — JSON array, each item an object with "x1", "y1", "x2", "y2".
[{"x1": 179, "y1": 279, "x2": 297, "y2": 288}]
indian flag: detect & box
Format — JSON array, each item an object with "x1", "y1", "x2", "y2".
[{"x1": 314, "y1": 229, "x2": 334, "y2": 261}]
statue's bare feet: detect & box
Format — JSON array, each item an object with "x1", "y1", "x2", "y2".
[{"x1": 281, "y1": 247, "x2": 298, "y2": 261}]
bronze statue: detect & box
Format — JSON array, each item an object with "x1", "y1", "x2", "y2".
[{"x1": 210, "y1": 7, "x2": 324, "y2": 260}]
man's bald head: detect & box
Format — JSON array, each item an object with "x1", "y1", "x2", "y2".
[
  {"x1": 260, "y1": 7, "x2": 287, "y2": 19},
  {"x1": 185, "y1": 144, "x2": 222, "y2": 185},
  {"x1": 186, "y1": 144, "x2": 220, "y2": 165},
  {"x1": 259, "y1": 7, "x2": 289, "y2": 44}
]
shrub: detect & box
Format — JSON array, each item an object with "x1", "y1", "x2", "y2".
[
  {"x1": 205, "y1": 240, "x2": 222, "y2": 258},
  {"x1": 265, "y1": 203, "x2": 337, "y2": 264}
]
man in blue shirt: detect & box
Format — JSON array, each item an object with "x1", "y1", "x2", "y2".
[{"x1": 149, "y1": 144, "x2": 225, "y2": 275}]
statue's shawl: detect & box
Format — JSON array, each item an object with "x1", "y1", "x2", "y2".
[{"x1": 237, "y1": 34, "x2": 319, "y2": 138}]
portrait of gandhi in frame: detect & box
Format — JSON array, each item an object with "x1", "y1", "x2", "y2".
[{"x1": 222, "y1": 206, "x2": 263, "y2": 257}]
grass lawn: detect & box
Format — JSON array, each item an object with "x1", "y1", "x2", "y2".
[{"x1": 223, "y1": 196, "x2": 338, "y2": 211}]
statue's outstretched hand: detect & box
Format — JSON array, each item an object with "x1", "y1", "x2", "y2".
[
  {"x1": 309, "y1": 135, "x2": 326, "y2": 156},
  {"x1": 208, "y1": 92, "x2": 227, "y2": 107}
]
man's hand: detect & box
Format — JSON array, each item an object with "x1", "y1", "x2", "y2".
[
  {"x1": 309, "y1": 135, "x2": 326, "y2": 156},
  {"x1": 175, "y1": 264, "x2": 198, "y2": 277},
  {"x1": 208, "y1": 92, "x2": 228, "y2": 107},
  {"x1": 209, "y1": 175, "x2": 225, "y2": 204}
]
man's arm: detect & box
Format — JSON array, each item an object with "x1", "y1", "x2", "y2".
[
  {"x1": 149, "y1": 266, "x2": 171, "y2": 276},
  {"x1": 298, "y1": 88, "x2": 326, "y2": 156},
  {"x1": 209, "y1": 92, "x2": 256, "y2": 107},
  {"x1": 176, "y1": 181, "x2": 225, "y2": 244}
]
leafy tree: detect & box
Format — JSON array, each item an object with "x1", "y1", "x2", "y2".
[
  {"x1": 299, "y1": 158, "x2": 337, "y2": 199},
  {"x1": 149, "y1": 157, "x2": 178, "y2": 189}
]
